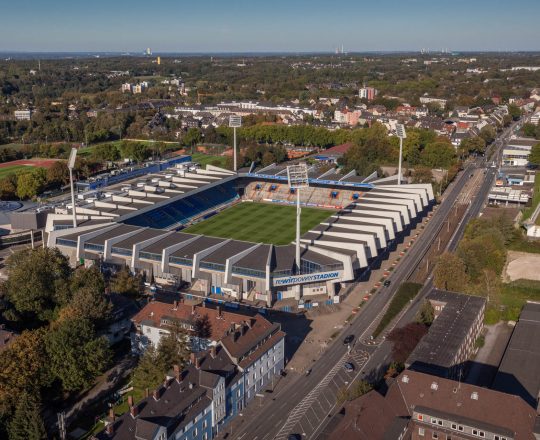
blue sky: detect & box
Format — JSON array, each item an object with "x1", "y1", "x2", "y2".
[{"x1": 1, "y1": 0, "x2": 539, "y2": 52}]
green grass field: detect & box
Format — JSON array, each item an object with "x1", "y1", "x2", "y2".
[
  {"x1": 183, "y1": 202, "x2": 332, "y2": 245},
  {"x1": 191, "y1": 152, "x2": 228, "y2": 169},
  {"x1": 0, "y1": 165, "x2": 31, "y2": 178}
]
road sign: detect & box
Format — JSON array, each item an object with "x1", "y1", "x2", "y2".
[{"x1": 229, "y1": 115, "x2": 242, "y2": 128}]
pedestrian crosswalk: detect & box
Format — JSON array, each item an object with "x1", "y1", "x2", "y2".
[{"x1": 274, "y1": 350, "x2": 370, "y2": 440}]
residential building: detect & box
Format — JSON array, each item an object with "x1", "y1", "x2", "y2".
[
  {"x1": 14, "y1": 109, "x2": 31, "y2": 120},
  {"x1": 313, "y1": 142, "x2": 354, "y2": 164},
  {"x1": 94, "y1": 318, "x2": 285, "y2": 440},
  {"x1": 359, "y1": 87, "x2": 378, "y2": 101},
  {"x1": 121, "y1": 83, "x2": 132, "y2": 93},
  {"x1": 406, "y1": 289, "x2": 485, "y2": 380},
  {"x1": 419, "y1": 96, "x2": 447, "y2": 109},
  {"x1": 492, "y1": 301, "x2": 540, "y2": 411},
  {"x1": 130, "y1": 300, "x2": 275, "y2": 354},
  {"x1": 328, "y1": 370, "x2": 540, "y2": 440}
]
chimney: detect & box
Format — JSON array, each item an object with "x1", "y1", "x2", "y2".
[
  {"x1": 173, "y1": 300, "x2": 178, "y2": 309},
  {"x1": 145, "y1": 388, "x2": 150, "y2": 398},
  {"x1": 108, "y1": 408, "x2": 115, "y2": 421},
  {"x1": 202, "y1": 301, "x2": 206, "y2": 308},
  {"x1": 153, "y1": 388, "x2": 160, "y2": 401},
  {"x1": 210, "y1": 345, "x2": 217, "y2": 358},
  {"x1": 127, "y1": 396, "x2": 134, "y2": 408},
  {"x1": 173, "y1": 364, "x2": 181, "y2": 382},
  {"x1": 191, "y1": 305, "x2": 196, "y2": 315},
  {"x1": 247, "y1": 318, "x2": 254, "y2": 329},
  {"x1": 190, "y1": 352, "x2": 196, "y2": 365},
  {"x1": 106, "y1": 421, "x2": 114, "y2": 436},
  {"x1": 217, "y1": 306, "x2": 221, "y2": 317},
  {"x1": 195, "y1": 356, "x2": 200, "y2": 369},
  {"x1": 130, "y1": 404, "x2": 139, "y2": 418}
]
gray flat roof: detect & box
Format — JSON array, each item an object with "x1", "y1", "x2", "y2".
[
  {"x1": 201, "y1": 240, "x2": 255, "y2": 265},
  {"x1": 86, "y1": 224, "x2": 140, "y2": 246},
  {"x1": 141, "y1": 232, "x2": 197, "y2": 254},
  {"x1": 112, "y1": 229, "x2": 168, "y2": 250},
  {"x1": 407, "y1": 289, "x2": 486, "y2": 369},
  {"x1": 234, "y1": 244, "x2": 271, "y2": 272},
  {"x1": 170, "y1": 236, "x2": 224, "y2": 259},
  {"x1": 302, "y1": 231, "x2": 367, "y2": 245},
  {"x1": 493, "y1": 302, "x2": 540, "y2": 409}
]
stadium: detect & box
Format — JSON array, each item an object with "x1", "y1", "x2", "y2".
[{"x1": 46, "y1": 157, "x2": 434, "y2": 308}]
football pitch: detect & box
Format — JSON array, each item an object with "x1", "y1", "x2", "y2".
[{"x1": 183, "y1": 202, "x2": 333, "y2": 245}]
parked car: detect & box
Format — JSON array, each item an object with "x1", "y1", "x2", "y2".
[
  {"x1": 383, "y1": 280, "x2": 391, "y2": 287},
  {"x1": 344, "y1": 362, "x2": 355, "y2": 373}
]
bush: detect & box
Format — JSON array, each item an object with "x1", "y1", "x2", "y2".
[{"x1": 373, "y1": 282, "x2": 422, "y2": 338}]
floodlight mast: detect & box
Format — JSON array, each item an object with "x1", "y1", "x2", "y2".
[
  {"x1": 229, "y1": 116, "x2": 242, "y2": 171},
  {"x1": 68, "y1": 148, "x2": 78, "y2": 228},
  {"x1": 287, "y1": 164, "x2": 309, "y2": 301},
  {"x1": 396, "y1": 124, "x2": 407, "y2": 186}
]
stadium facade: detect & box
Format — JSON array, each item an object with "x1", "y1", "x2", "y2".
[{"x1": 46, "y1": 159, "x2": 434, "y2": 307}]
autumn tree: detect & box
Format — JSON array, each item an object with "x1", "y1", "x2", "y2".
[
  {"x1": 45, "y1": 161, "x2": 69, "y2": 186},
  {"x1": 433, "y1": 252, "x2": 469, "y2": 292},
  {"x1": 387, "y1": 322, "x2": 429, "y2": 363},
  {"x1": 0, "y1": 329, "x2": 52, "y2": 413},
  {"x1": 15, "y1": 168, "x2": 47, "y2": 199},
  {"x1": 411, "y1": 166, "x2": 433, "y2": 184}
]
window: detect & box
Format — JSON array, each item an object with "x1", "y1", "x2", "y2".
[
  {"x1": 438, "y1": 420, "x2": 443, "y2": 426},
  {"x1": 431, "y1": 418, "x2": 437, "y2": 424},
  {"x1": 203, "y1": 421, "x2": 207, "y2": 429},
  {"x1": 473, "y1": 430, "x2": 478, "y2": 436},
  {"x1": 432, "y1": 433, "x2": 438, "y2": 439},
  {"x1": 418, "y1": 428, "x2": 425, "y2": 436},
  {"x1": 458, "y1": 426, "x2": 464, "y2": 432},
  {"x1": 451, "y1": 424, "x2": 457, "y2": 430},
  {"x1": 417, "y1": 414, "x2": 424, "y2": 421}
]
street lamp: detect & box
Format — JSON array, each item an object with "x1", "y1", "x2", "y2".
[
  {"x1": 68, "y1": 148, "x2": 78, "y2": 228},
  {"x1": 229, "y1": 115, "x2": 242, "y2": 172},
  {"x1": 396, "y1": 124, "x2": 407, "y2": 186},
  {"x1": 287, "y1": 163, "x2": 309, "y2": 301}
]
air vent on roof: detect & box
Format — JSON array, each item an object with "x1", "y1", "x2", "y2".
[
  {"x1": 431, "y1": 382, "x2": 438, "y2": 390},
  {"x1": 453, "y1": 387, "x2": 458, "y2": 393},
  {"x1": 471, "y1": 392, "x2": 478, "y2": 400},
  {"x1": 402, "y1": 375, "x2": 409, "y2": 383}
]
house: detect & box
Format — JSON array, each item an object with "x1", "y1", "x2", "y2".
[
  {"x1": 406, "y1": 290, "x2": 485, "y2": 380},
  {"x1": 130, "y1": 300, "x2": 278, "y2": 354},
  {"x1": 313, "y1": 143, "x2": 354, "y2": 164},
  {"x1": 95, "y1": 317, "x2": 285, "y2": 440},
  {"x1": 328, "y1": 370, "x2": 540, "y2": 440},
  {"x1": 419, "y1": 96, "x2": 447, "y2": 109}
]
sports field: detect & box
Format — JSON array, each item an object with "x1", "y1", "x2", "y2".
[{"x1": 183, "y1": 202, "x2": 333, "y2": 245}]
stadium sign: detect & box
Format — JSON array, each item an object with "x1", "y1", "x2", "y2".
[
  {"x1": 273, "y1": 271, "x2": 341, "y2": 286},
  {"x1": 245, "y1": 173, "x2": 373, "y2": 189}
]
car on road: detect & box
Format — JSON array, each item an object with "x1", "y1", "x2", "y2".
[
  {"x1": 305, "y1": 368, "x2": 312, "y2": 376},
  {"x1": 383, "y1": 280, "x2": 391, "y2": 287},
  {"x1": 288, "y1": 435, "x2": 302, "y2": 440},
  {"x1": 343, "y1": 334, "x2": 355, "y2": 345},
  {"x1": 343, "y1": 362, "x2": 355, "y2": 372}
]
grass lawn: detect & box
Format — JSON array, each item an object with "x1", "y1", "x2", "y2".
[
  {"x1": 183, "y1": 202, "x2": 332, "y2": 245},
  {"x1": 0, "y1": 165, "x2": 31, "y2": 178},
  {"x1": 191, "y1": 152, "x2": 228, "y2": 168},
  {"x1": 521, "y1": 171, "x2": 540, "y2": 223}
]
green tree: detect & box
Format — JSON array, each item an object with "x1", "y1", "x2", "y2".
[
  {"x1": 0, "y1": 174, "x2": 17, "y2": 199},
  {"x1": 460, "y1": 136, "x2": 486, "y2": 155},
  {"x1": 3, "y1": 247, "x2": 72, "y2": 321},
  {"x1": 529, "y1": 142, "x2": 540, "y2": 167},
  {"x1": 157, "y1": 323, "x2": 191, "y2": 372},
  {"x1": 110, "y1": 267, "x2": 141, "y2": 297},
  {"x1": 183, "y1": 128, "x2": 202, "y2": 150},
  {"x1": 421, "y1": 141, "x2": 455, "y2": 168},
  {"x1": 15, "y1": 168, "x2": 47, "y2": 199},
  {"x1": 433, "y1": 252, "x2": 469, "y2": 292},
  {"x1": 7, "y1": 391, "x2": 46, "y2": 440},
  {"x1": 479, "y1": 126, "x2": 496, "y2": 144},
  {"x1": 133, "y1": 345, "x2": 164, "y2": 390},
  {"x1": 194, "y1": 314, "x2": 212, "y2": 338},
  {"x1": 507, "y1": 104, "x2": 521, "y2": 121},
  {"x1": 45, "y1": 318, "x2": 111, "y2": 392},
  {"x1": 416, "y1": 300, "x2": 435, "y2": 325}
]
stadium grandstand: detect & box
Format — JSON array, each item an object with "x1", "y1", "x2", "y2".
[{"x1": 45, "y1": 158, "x2": 434, "y2": 308}]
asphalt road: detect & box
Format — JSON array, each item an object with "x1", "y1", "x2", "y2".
[{"x1": 226, "y1": 120, "x2": 518, "y2": 440}]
